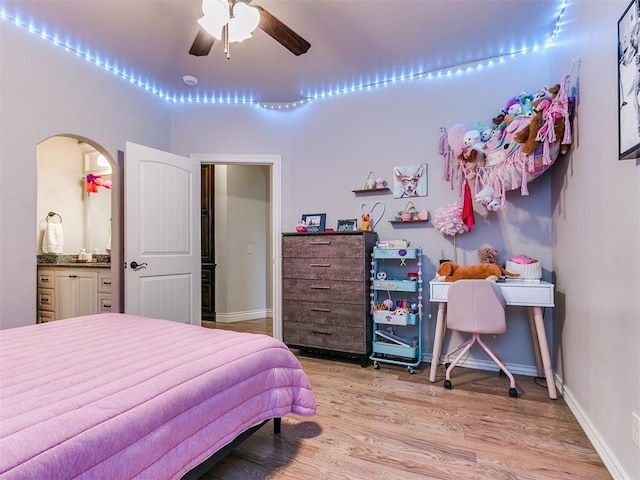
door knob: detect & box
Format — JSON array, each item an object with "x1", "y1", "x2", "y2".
[{"x1": 129, "y1": 261, "x2": 148, "y2": 269}]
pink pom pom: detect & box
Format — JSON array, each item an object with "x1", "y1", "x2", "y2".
[{"x1": 433, "y1": 203, "x2": 467, "y2": 237}]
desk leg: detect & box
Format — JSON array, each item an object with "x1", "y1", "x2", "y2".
[
  {"x1": 527, "y1": 308, "x2": 544, "y2": 377},
  {"x1": 531, "y1": 306, "x2": 557, "y2": 400},
  {"x1": 429, "y1": 302, "x2": 447, "y2": 382}
]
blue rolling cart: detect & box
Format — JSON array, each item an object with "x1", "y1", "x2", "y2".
[{"x1": 369, "y1": 246, "x2": 423, "y2": 373}]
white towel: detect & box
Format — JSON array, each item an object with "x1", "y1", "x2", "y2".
[
  {"x1": 106, "y1": 224, "x2": 111, "y2": 252},
  {"x1": 43, "y1": 223, "x2": 64, "y2": 254}
]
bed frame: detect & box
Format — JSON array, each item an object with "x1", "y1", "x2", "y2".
[{"x1": 181, "y1": 418, "x2": 281, "y2": 479}]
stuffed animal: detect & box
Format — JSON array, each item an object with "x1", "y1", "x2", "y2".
[
  {"x1": 456, "y1": 129, "x2": 487, "y2": 179},
  {"x1": 514, "y1": 84, "x2": 564, "y2": 155},
  {"x1": 477, "y1": 247, "x2": 500, "y2": 265},
  {"x1": 474, "y1": 185, "x2": 502, "y2": 211},
  {"x1": 435, "y1": 261, "x2": 520, "y2": 282},
  {"x1": 474, "y1": 185, "x2": 495, "y2": 204},
  {"x1": 466, "y1": 129, "x2": 486, "y2": 167},
  {"x1": 360, "y1": 213, "x2": 372, "y2": 232}
]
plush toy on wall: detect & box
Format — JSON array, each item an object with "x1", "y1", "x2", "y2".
[
  {"x1": 435, "y1": 261, "x2": 520, "y2": 282},
  {"x1": 514, "y1": 84, "x2": 561, "y2": 155}
]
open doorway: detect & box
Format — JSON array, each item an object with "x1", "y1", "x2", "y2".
[
  {"x1": 36, "y1": 135, "x2": 122, "y2": 319},
  {"x1": 194, "y1": 154, "x2": 281, "y2": 339}
]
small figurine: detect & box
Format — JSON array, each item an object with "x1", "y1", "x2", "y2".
[{"x1": 296, "y1": 221, "x2": 307, "y2": 233}]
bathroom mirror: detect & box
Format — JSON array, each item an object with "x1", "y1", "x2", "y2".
[{"x1": 37, "y1": 136, "x2": 112, "y2": 255}]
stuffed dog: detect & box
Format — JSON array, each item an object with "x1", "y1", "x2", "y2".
[
  {"x1": 360, "y1": 213, "x2": 372, "y2": 232},
  {"x1": 436, "y1": 261, "x2": 519, "y2": 282}
]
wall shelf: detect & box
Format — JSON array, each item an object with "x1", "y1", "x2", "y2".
[
  {"x1": 352, "y1": 187, "x2": 390, "y2": 194},
  {"x1": 389, "y1": 220, "x2": 428, "y2": 225}
]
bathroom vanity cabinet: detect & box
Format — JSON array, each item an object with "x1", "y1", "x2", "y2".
[{"x1": 37, "y1": 266, "x2": 111, "y2": 322}]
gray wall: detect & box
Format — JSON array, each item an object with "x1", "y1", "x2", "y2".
[
  {"x1": 550, "y1": 1, "x2": 640, "y2": 478},
  {"x1": 1, "y1": 1, "x2": 638, "y2": 477},
  {"x1": 0, "y1": 21, "x2": 172, "y2": 328},
  {"x1": 170, "y1": 54, "x2": 554, "y2": 373}
]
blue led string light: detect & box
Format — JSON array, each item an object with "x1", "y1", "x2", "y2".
[{"x1": 0, "y1": 1, "x2": 569, "y2": 110}]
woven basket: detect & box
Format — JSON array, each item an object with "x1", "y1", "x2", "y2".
[{"x1": 505, "y1": 260, "x2": 542, "y2": 280}]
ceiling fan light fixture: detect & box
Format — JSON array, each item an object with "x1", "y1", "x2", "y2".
[
  {"x1": 201, "y1": 0, "x2": 229, "y2": 20},
  {"x1": 198, "y1": 0, "x2": 259, "y2": 43},
  {"x1": 197, "y1": 15, "x2": 225, "y2": 41},
  {"x1": 227, "y1": 17, "x2": 253, "y2": 42},
  {"x1": 232, "y1": 1, "x2": 260, "y2": 33}
]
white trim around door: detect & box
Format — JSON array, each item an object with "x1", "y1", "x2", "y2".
[{"x1": 191, "y1": 153, "x2": 282, "y2": 340}]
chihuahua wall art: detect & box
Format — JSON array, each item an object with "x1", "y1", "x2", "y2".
[{"x1": 393, "y1": 164, "x2": 427, "y2": 198}]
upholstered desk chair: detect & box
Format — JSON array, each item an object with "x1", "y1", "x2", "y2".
[{"x1": 443, "y1": 279, "x2": 517, "y2": 398}]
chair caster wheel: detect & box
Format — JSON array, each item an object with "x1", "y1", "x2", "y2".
[
  {"x1": 508, "y1": 387, "x2": 518, "y2": 398},
  {"x1": 373, "y1": 361, "x2": 380, "y2": 369},
  {"x1": 407, "y1": 366, "x2": 415, "y2": 374},
  {"x1": 443, "y1": 380, "x2": 452, "y2": 389}
]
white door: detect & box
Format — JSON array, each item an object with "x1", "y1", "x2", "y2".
[{"x1": 124, "y1": 142, "x2": 201, "y2": 325}]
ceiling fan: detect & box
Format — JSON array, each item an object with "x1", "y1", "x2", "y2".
[{"x1": 189, "y1": 0, "x2": 311, "y2": 58}]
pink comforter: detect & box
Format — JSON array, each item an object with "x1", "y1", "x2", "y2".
[{"x1": 0, "y1": 313, "x2": 316, "y2": 479}]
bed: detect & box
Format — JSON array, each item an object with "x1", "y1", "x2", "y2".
[{"x1": 0, "y1": 313, "x2": 317, "y2": 479}]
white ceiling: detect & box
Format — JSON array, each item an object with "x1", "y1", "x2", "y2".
[{"x1": 0, "y1": 0, "x2": 565, "y2": 103}]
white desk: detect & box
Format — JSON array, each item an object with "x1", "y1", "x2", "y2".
[{"x1": 429, "y1": 279, "x2": 557, "y2": 399}]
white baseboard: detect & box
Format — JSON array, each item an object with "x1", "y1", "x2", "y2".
[
  {"x1": 215, "y1": 309, "x2": 272, "y2": 323},
  {"x1": 422, "y1": 353, "x2": 539, "y2": 377},
  {"x1": 557, "y1": 376, "x2": 630, "y2": 480}
]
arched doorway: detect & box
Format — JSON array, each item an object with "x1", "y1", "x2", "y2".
[{"x1": 36, "y1": 135, "x2": 122, "y2": 317}]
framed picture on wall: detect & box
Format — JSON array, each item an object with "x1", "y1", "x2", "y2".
[
  {"x1": 301, "y1": 213, "x2": 326, "y2": 233},
  {"x1": 392, "y1": 164, "x2": 427, "y2": 198},
  {"x1": 618, "y1": 0, "x2": 640, "y2": 159}
]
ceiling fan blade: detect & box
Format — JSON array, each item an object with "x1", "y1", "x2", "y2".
[
  {"x1": 189, "y1": 26, "x2": 215, "y2": 56},
  {"x1": 255, "y1": 6, "x2": 310, "y2": 56}
]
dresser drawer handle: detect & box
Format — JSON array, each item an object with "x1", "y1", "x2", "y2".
[
  {"x1": 309, "y1": 263, "x2": 331, "y2": 268},
  {"x1": 310, "y1": 285, "x2": 331, "y2": 290},
  {"x1": 311, "y1": 330, "x2": 332, "y2": 336},
  {"x1": 41, "y1": 278, "x2": 50, "y2": 282},
  {"x1": 103, "y1": 280, "x2": 112, "y2": 285},
  {"x1": 41, "y1": 298, "x2": 49, "y2": 304},
  {"x1": 309, "y1": 241, "x2": 331, "y2": 245},
  {"x1": 309, "y1": 307, "x2": 331, "y2": 312},
  {"x1": 103, "y1": 303, "x2": 111, "y2": 308}
]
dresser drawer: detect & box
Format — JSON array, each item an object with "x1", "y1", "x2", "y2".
[
  {"x1": 38, "y1": 288, "x2": 55, "y2": 312},
  {"x1": 283, "y1": 257, "x2": 364, "y2": 281},
  {"x1": 283, "y1": 235, "x2": 364, "y2": 258},
  {"x1": 284, "y1": 322, "x2": 366, "y2": 353},
  {"x1": 283, "y1": 279, "x2": 364, "y2": 304},
  {"x1": 283, "y1": 300, "x2": 365, "y2": 328}
]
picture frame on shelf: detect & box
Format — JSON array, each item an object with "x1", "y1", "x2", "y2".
[
  {"x1": 618, "y1": 0, "x2": 640, "y2": 159},
  {"x1": 301, "y1": 213, "x2": 326, "y2": 233},
  {"x1": 337, "y1": 218, "x2": 358, "y2": 231}
]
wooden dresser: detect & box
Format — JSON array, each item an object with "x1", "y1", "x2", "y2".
[{"x1": 282, "y1": 231, "x2": 377, "y2": 365}]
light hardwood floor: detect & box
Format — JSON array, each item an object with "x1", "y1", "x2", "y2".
[{"x1": 200, "y1": 319, "x2": 611, "y2": 480}]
